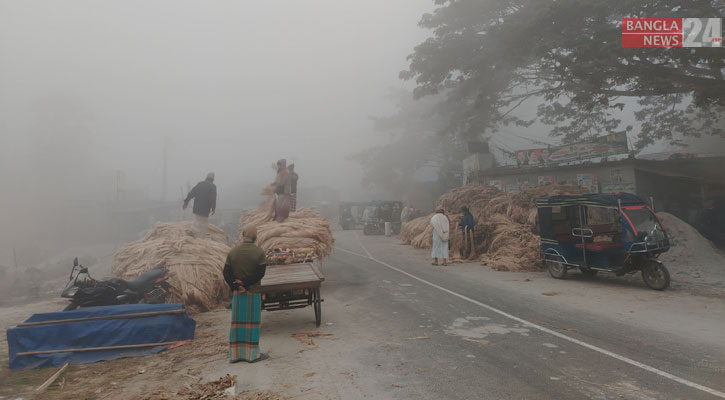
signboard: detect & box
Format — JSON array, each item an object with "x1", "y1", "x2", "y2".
[
  {"x1": 488, "y1": 179, "x2": 504, "y2": 191},
  {"x1": 602, "y1": 182, "x2": 636, "y2": 193},
  {"x1": 622, "y1": 18, "x2": 722, "y2": 48},
  {"x1": 577, "y1": 174, "x2": 599, "y2": 194},
  {"x1": 516, "y1": 132, "x2": 628, "y2": 167},
  {"x1": 538, "y1": 176, "x2": 555, "y2": 185}
]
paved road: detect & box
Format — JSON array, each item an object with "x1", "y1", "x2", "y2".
[{"x1": 321, "y1": 230, "x2": 725, "y2": 400}]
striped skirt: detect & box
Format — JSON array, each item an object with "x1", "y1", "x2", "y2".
[
  {"x1": 290, "y1": 193, "x2": 297, "y2": 212},
  {"x1": 229, "y1": 292, "x2": 261, "y2": 363}
]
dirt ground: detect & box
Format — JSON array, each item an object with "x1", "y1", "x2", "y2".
[{"x1": 0, "y1": 304, "x2": 295, "y2": 399}]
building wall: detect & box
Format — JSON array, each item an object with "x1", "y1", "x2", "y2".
[
  {"x1": 482, "y1": 163, "x2": 637, "y2": 194},
  {"x1": 634, "y1": 169, "x2": 704, "y2": 225}
]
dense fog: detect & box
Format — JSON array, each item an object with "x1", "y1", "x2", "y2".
[{"x1": 0, "y1": 0, "x2": 431, "y2": 264}]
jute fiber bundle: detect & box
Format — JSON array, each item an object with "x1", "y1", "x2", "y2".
[
  {"x1": 399, "y1": 184, "x2": 579, "y2": 271},
  {"x1": 400, "y1": 216, "x2": 433, "y2": 249},
  {"x1": 477, "y1": 214, "x2": 540, "y2": 271},
  {"x1": 111, "y1": 221, "x2": 231, "y2": 312},
  {"x1": 238, "y1": 186, "x2": 334, "y2": 260}
]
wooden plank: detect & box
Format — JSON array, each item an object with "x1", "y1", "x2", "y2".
[
  {"x1": 17, "y1": 309, "x2": 186, "y2": 328},
  {"x1": 258, "y1": 263, "x2": 323, "y2": 293},
  {"x1": 310, "y1": 264, "x2": 325, "y2": 282},
  {"x1": 262, "y1": 274, "x2": 318, "y2": 284},
  {"x1": 36, "y1": 363, "x2": 69, "y2": 393},
  {"x1": 17, "y1": 341, "x2": 181, "y2": 356},
  {"x1": 261, "y1": 281, "x2": 321, "y2": 293}
]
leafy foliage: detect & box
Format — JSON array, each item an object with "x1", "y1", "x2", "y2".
[
  {"x1": 402, "y1": 0, "x2": 725, "y2": 149},
  {"x1": 350, "y1": 90, "x2": 465, "y2": 197}
]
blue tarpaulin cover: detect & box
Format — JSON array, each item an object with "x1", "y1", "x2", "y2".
[{"x1": 7, "y1": 303, "x2": 196, "y2": 370}]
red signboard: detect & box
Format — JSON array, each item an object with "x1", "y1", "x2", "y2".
[{"x1": 622, "y1": 18, "x2": 722, "y2": 48}]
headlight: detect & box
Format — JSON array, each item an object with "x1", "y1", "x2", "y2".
[{"x1": 62, "y1": 287, "x2": 79, "y2": 298}]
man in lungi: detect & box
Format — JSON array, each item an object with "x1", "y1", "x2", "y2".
[
  {"x1": 273, "y1": 159, "x2": 292, "y2": 222},
  {"x1": 288, "y1": 163, "x2": 299, "y2": 212},
  {"x1": 223, "y1": 225, "x2": 268, "y2": 363}
]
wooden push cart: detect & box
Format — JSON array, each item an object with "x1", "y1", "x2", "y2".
[{"x1": 259, "y1": 263, "x2": 325, "y2": 326}]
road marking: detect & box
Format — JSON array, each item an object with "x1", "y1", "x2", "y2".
[{"x1": 333, "y1": 245, "x2": 725, "y2": 399}]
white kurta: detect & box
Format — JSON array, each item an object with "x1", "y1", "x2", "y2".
[
  {"x1": 192, "y1": 214, "x2": 209, "y2": 238},
  {"x1": 430, "y1": 213, "x2": 450, "y2": 259}
]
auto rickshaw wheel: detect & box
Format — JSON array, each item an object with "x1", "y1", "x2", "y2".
[
  {"x1": 546, "y1": 258, "x2": 567, "y2": 279},
  {"x1": 641, "y1": 260, "x2": 670, "y2": 291}
]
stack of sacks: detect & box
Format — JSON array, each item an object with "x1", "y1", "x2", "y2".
[{"x1": 112, "y1": 222, "x2": 231, "y2": 312}]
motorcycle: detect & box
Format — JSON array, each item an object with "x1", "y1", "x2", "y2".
[{"x1": 61, "y1": 257, "x2": 171, "y2": 311}]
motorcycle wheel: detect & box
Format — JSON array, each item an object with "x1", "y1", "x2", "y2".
[
  {"x1": 546, "y1": 258, "x2": 567, "y2": 279},
  {"x1": 641, "y1": 260, "x2": 670, "y2": 291},
  {"x1": 63, "y1": 302, "x2": 79, "y2": 311}
]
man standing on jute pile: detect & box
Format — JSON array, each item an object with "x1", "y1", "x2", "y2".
[
  {"x1": 183, "y1": 172, "x2": 217, "y2": 238},
  {"x1": 273, "y1": 159, "x2": 292, "y2": 222},
  {"x1": 288, "y1": 163, "x2": 299, "y2": 212}
]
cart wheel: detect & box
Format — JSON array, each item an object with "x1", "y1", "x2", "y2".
[
  {"x1": 642, "y1": 260, "x2": 670, "y2": 290},
  {"x1": 312, "y1": 288, "x2": 322, "y2": 327},
  {"x1": 580, "y1": 267, "x2": 598, "y2": 277},
  {"x1": 546, "y1": 258, "x2": 567, "y2": 279}
]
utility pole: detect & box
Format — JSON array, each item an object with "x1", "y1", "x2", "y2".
[
  {"x1": 162, "y1": 136, "x2": 169, "y2": 201},
  {"x1": 12, "y1": 247, "x2": 18, "y2": 271}
]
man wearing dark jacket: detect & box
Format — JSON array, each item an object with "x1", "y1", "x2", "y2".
[
  {"x1": 224, "y1": 225, "x2": 268, "y2": 363},
  {"x1": 183, "y1": 172, "x2": 217, "y2": 238}
]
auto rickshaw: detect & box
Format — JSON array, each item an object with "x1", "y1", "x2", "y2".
[
  {"x1": 339, "y1": 201, "x2": 368, "y2": 230},
  {"x1": 536, "y1": 192, "x2": 671, "y2": 290},
  {"x1": 363, "y1": 200, "x2": 402, "y2": 235}
]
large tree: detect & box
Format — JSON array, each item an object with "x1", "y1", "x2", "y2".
[
  {"x1": 351, "y1": 90, "x2": 466, "y2": 198},
  {"x1": 401, "y1": 0, "x2": 725, "y2": 149}
]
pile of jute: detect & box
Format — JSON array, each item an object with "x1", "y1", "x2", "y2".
[
  {"x1": 400, "y1": 184, "x2": 579, "y2": 271},
  {"x1": 111, "y1": 221, "x2": 231, "y2": 312},
  {"x1": 238, "y1": 185, "x2": 334, "y2": 261}
]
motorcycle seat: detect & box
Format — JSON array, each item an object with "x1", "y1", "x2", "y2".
[{"x1": 126, "y1": 268, "x2": 166, "y2": 291}]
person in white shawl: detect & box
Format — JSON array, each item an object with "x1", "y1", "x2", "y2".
[{"x1": 430, "y1": 208, "x2": 450, "y2": 266}]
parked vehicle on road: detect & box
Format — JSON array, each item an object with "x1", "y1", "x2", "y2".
[
  {"x1": 339, "y1": 201, "x2": 368, "y2": 230},
  {"x1": 61, "y1": 257, "x2": 171, "y2": 310},
  {"x1": 536, "y1": 193, "x2": 671, "y2": 290},
  {"x1": 363, "y1": 200, "x2": 402, "y2": 235}
]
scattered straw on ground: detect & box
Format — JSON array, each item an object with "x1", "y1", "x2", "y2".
[
  {"x1": 238, "y1": 186, "x2": 334, "y2": 260},
  {"x1": 138, "y1": 375, "x2": 287, "y2": 400},
  {"x1": 111, "y1": 222, "x2": 231, "y2": 312},
  {"x1": 291, "y1": 332, "x2": 333, "y2": 348}
]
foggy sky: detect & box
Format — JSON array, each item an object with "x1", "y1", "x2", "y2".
[
  {"x1": 0, "y1": 0, "x2": 432, "y2": 263},
  {"x1": 0, "y1": 1, "x2": 431, "y2": 202}
]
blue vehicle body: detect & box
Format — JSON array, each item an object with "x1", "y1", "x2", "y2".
[{"x1": 536, "y1": 192, "x2": 671, "y2": 290}]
